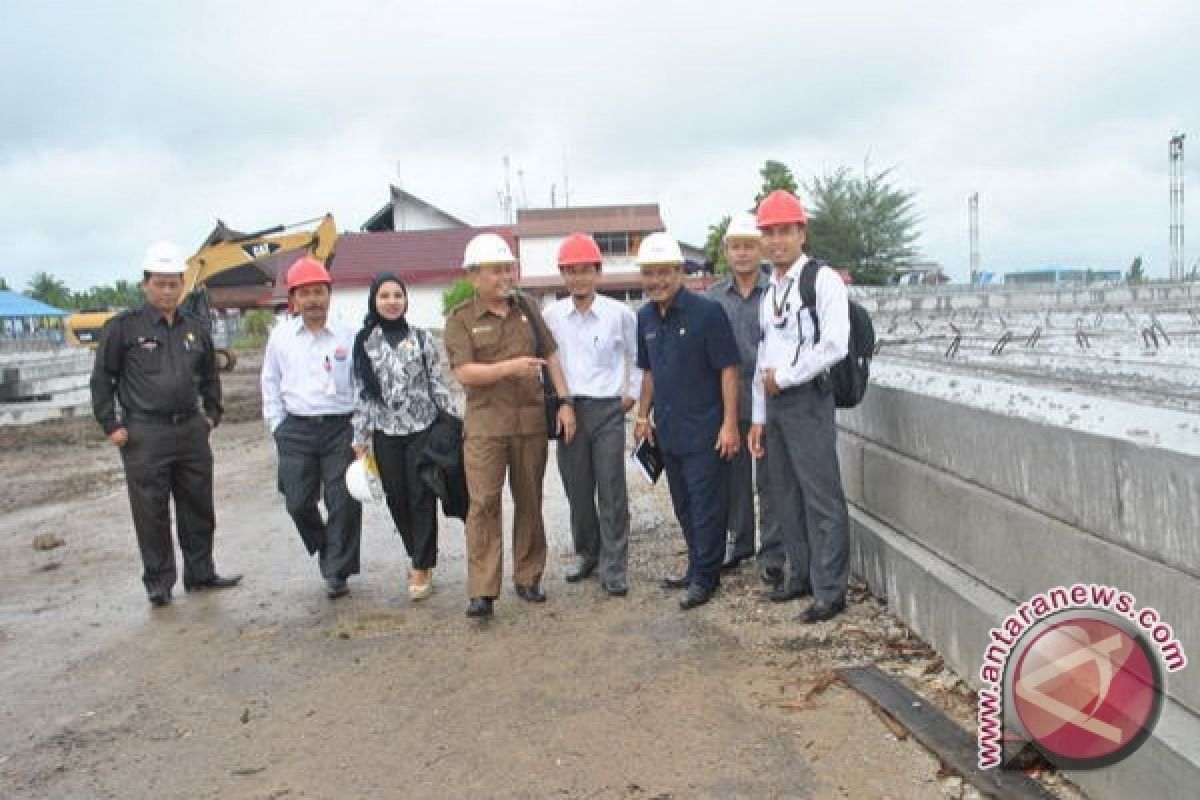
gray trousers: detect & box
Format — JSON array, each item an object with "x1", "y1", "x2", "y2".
[
  {"x1": 274, "y1": 414, "x2": 363, "y2": 581},
  {"x1": 763, "y1": 383, "x2": 850, "y2": 603},
  {"x1": 555, "y1": 397, "x2": 630, "y2": 584},
  {"x1": 727, "y1": 418, "x2": 784, "y2": 568}
]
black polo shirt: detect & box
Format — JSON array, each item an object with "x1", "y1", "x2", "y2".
[
  {"x1": 636, "y1": 288, "x2": 739, "y2": 455},
  {"x1": 90, "y1": 304, "x2": 223, "y2": 434}
]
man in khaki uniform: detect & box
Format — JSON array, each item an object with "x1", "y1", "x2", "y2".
[{"x1": 443, "y1": 232, "x2": 576, "y2": 618}]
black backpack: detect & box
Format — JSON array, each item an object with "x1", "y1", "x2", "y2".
[{"x1": 797, "y1": 259, "x2": 875, "y2": 408}]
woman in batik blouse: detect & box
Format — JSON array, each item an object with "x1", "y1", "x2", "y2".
[{"x1": 351, "y1": 273, "x2": 456, "y2": 600}]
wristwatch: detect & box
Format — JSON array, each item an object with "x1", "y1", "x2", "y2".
[{"x1": 559, "y1": 395, "x2": 576, "y2": 407}]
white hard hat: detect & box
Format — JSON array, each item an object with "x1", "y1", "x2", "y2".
[
  {"x1": 462, "y1": 232, "x2": 515, "y2": 269},
  {"x1": 636, "y1": 232, "x2": 683, "y2": 266},
  {"x1": 141, "y1": 241, "x2": 187, "y2": 274},
  {"x1": 724, "y1": 212, "x2": 762, "y2": 241},
  {"x1": 345, "y1": 457, "x2": 384, "y2": 504}
]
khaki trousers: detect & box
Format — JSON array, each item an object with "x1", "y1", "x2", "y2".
[{"x1": 463, "y1": 434, "x2": 548, "y2": 597}]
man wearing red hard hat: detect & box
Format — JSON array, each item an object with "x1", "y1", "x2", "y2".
[
  {"x1": 747, "y1": 190, "x2": 852, "y2": 624},
  {"x1": 542, "y1": 233, "x2": 642, "y2": 597},
  {"x1": 261, "y1": 256, "x2": 363, "y2": 599}
]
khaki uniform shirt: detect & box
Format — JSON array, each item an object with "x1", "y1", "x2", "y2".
[{"x1": 443, "y1": 295, "x2": 558, "y2": 439}]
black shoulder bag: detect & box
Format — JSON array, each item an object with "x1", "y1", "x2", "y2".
[{"x1": 513, "y1": 293, "x2": 562, "y2": 440}]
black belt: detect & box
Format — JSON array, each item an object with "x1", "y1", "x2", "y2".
[
  {"x1": 288, "y1": 413, "x2": 353, "y2": 424},
  {"x1": 775, "y1": 378, "x2": 822, "y2": 397},
  {"x1": 575, "y1": 396, "x2": 621, "y2": 403},
  {"x1": 127, "y1": 409, "x2": 198, "y2": 425}
]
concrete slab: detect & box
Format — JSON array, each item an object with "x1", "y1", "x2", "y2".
[
  {"x1": 850, "y1": 506, "x2": 1200, "y2": 800},
  {"x1": 839, "y1": 386, "x2": 1200, "y2": 577},
  {"x1": 840, "y1": 432, "x2": 1200, "y2": 715}
]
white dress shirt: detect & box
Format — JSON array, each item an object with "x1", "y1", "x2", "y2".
[
  {"x1": 261, "y1": 315, "x2": 359, "y2": 432},
  {"x1": 751, "y1": 259, "x2": 849, "y2": 424},
  {"x1": 543, "y1": 293, "x2": 643, "y2": 401}
]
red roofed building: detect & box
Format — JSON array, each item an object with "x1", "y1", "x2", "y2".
[
  {"x1": 514, "y1": 204, "x2": 665, "y2": 300},
  {"x1": 324, "y1": 226, "x2": 515, "y2": 329}
]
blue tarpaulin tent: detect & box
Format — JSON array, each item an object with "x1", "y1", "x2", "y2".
[
  {"x1": 0, "y1": 290, "x2": 69, "y2": 318},
  {"x1": 0, "y1": 290, "x2": 69, "y2": 341}
]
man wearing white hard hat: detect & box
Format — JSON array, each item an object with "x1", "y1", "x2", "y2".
[
  {"x1": 443, "y1": 232, "x2": 576, "y2": 618},
  {"x1": 634, "y1": 232, "x2": 741, "y2": 611},
  {"x1": 706, "y1": 213, "x2": 784, "y2": 588},
  {"x1": 91, "y1": 241, "x2": 241, "y2": 607}
]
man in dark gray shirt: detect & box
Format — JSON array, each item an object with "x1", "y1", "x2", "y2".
[
  {"x1": 706, "y1": 213, "x2": 785, "y2": 591},
  {"x1": 91, "y1": 241, "x2": 241, "y2": 607}
]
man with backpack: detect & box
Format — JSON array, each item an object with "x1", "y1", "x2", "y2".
[{"x1": 746, "y1": 189, "x2": 852, "y2": 624}]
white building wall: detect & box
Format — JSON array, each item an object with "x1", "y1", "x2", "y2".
[
  {"x1": 393, "y1": 199, "x2": 459, "y2": 231},
  {"x1": 520, "y1": 235, "x2": 642, "y2": 276},
  {"x1": 327, "y1": 284, "x2": 451, "y2": 332},
  {"x1": 519, "y1": 237, "x2": 563, "y2": 277}
]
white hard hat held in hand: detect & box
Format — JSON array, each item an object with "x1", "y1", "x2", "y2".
[{"x1": 345, "y1": 456, "x2": 384, "y2": 504}]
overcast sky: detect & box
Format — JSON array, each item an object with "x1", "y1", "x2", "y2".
[{"x1": 3, "y1": 0, "x2": 1198, "y2": 291}]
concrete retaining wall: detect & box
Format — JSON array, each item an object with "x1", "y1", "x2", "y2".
[{"x1": 839, "y1": 386, "x2": 1200, "y2": 799}]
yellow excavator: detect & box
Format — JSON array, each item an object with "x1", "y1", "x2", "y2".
[{"x1": 65, "y1": 214, "x2": 338, "y2": 370}]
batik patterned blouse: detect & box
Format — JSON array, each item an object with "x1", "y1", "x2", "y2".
[{"x1": 351, "y1": 327, "x2": 457, "y2": 446}]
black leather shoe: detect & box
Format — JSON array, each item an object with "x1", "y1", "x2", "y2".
[
  {"x1": 769, "y1": 584, "x2": 811, "y2": 603},
  {"x1": 801, "y1": 598, "x2": 847, "y2": 624},
  {"x1": 465, "y1": 597, "x2": 494, "y2": 617},
  {"x1": 326, "y1": 578, "x2": 349, "y2": 599},
  {"x1": 603, "y1": 579, "x2": 628, "y2": 597},
  {"x1": 147, "y1": 588, "x2": 171, "y2": 607},
  {"x1": 565, "y1": 559, "x2": 597, "y2": 583},
  {"x1": 760, "y1": 566, "x2": 784, "y2": 587},
  {"x1": 660, "y1": 575, "x2": 689, "y2": 590},
  {"x1": 679, "y1": 584, "x2": 713, "y2": 610},
  {"x1": 185, "y1": 574, "x2": 243, "y2": 591},
  {"x1": 515, "y1": 584, "x2": 547, "y2": 603}
]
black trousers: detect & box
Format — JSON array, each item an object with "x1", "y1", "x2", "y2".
[
  {"x1": 274, "y1": 414, "x2": 362, "y2": 581},
  {"x1": 662, "y1": 446, "x2": 730, "y2": 593},
  {"x1": 120, "y1": 415, "x2": 217, "y2": 593},
  {"x1": 373, "y1": 426, "x2": 438, "y2": 570}
]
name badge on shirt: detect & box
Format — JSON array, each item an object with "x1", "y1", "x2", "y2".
[{"x1": 323, "y1": 354, "x2": 335, "y2": 396}]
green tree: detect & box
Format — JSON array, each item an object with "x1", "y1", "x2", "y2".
[
  {"x1": 242, "y1": 309, "x2": 275, "y2": 337},
  {"x1": 703, "y1": 215, "x2": 731, "y2": 275},
  {"x1": 441, "y1": 278, "x2": 476, "y2": 315},
  {"x1": 805, "y1": 166, "x2": 920, "y2": 285},
  {"x1": 25, "y1": 272, "x2": 72, "y2": 309},
  {"x1": 1126, "y1": 255, "x2": 1145, "y2": 284},
  {"x1": 755, "y1": 160, "x2": 799, "y2": 205},
  {"x1": 74, "y1": 278, "x2": 143, "y2": 310},
  {"x1": 0, "y1": 276, "x2": 10, "y2": 291}
]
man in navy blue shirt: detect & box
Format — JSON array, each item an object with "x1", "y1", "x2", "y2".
[{"x1": 634, "y1": 233, "x2": 741, "y2": 610}]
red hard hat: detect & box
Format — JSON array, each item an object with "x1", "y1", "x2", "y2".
[
  {"x1": 557, "y1": 233, "x2": 603, "y2": 268},
  {"x1": 756, "y1": 189, "x2": 808, "y2": 228},
  {"x1": 286, "y1": 256, "x2": 332, "y2": 291}
]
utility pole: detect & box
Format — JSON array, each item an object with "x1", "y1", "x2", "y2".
[
  {"x1": 501, "y1": 156, "x2": 514, "y2": 224},
  {"x1": 968, "y1": 192, "x2": 980, "y2": 284},
  {"x1": 1169, "y1": 133, "x2": 1185, "y2": 282}
]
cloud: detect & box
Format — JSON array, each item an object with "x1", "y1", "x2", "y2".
[{"x1": 2, "y1": 0, "x2": 1199, "y2": 291}]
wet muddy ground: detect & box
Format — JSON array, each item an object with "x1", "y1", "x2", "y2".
[{"x1": 0, "y1": 351, "x2": 1083, "y2": 799}]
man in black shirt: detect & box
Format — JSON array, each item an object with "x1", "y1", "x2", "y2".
[{"x1": 90, "y1": 241, "x2": 241, "y2": 606}]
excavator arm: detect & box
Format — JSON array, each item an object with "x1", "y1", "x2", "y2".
[{"x1": 183, "y1": 212, "x2": 337, "y2": 294}]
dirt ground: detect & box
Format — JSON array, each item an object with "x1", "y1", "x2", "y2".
[{"x1": 0, "y1": 351, "x2": 1082, "y2": 799}]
